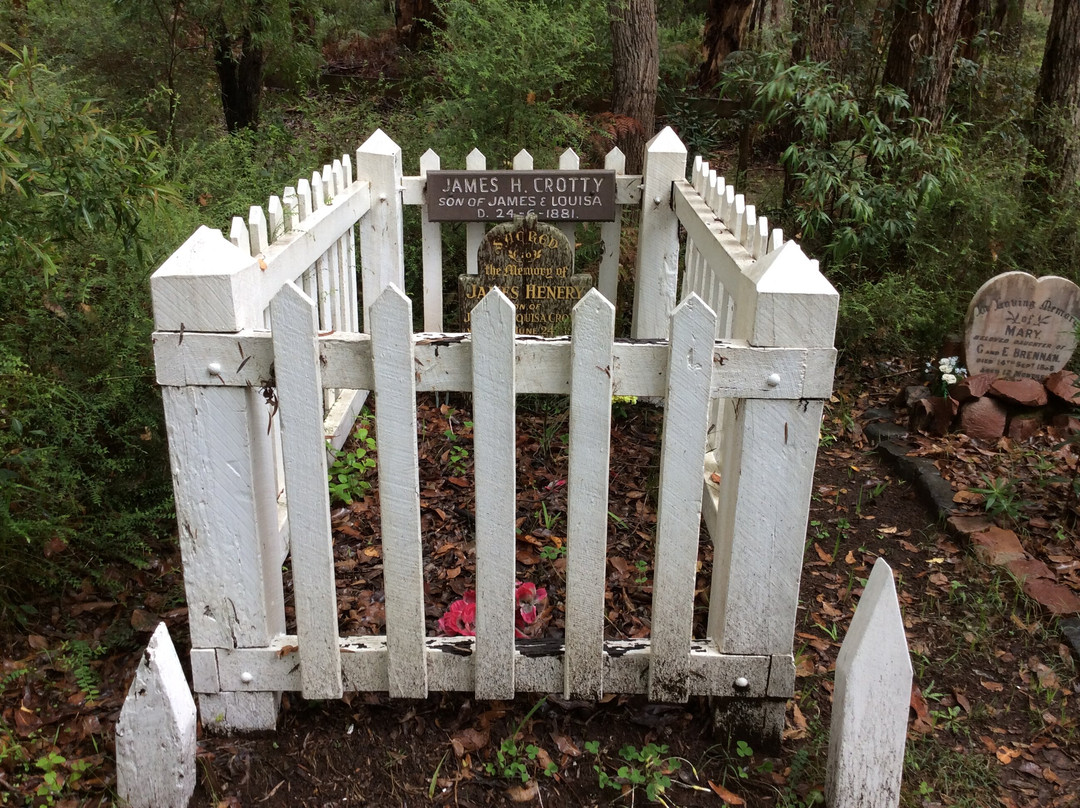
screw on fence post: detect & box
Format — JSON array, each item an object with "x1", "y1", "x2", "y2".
[
  {"x1": 733, "y1": 676, "x2": 750, "y2": 691},
  {"x1": 207, "y1": 363, "x2": 221, "y2": 377},
  {"x1": 766, "y1": 373, "x2": 781, "y2": 388},
  {"x1": 240, "y1": 672, "x2": 253, "y2": 684}
]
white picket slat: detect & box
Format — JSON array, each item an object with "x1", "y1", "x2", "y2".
[
  {"x1": 564, "y1": 289, "x2": 615, "y2": 699},
  {"x1": 270, "y1": 282, "x2": 343, "y2": 700},
  {"x1": 465, "y1": 148, "x2": 486, "y2": 276},
  {"x1": 648, "y1": 294, "x2": 716, "y2": 702},
  {"x1": 632, "y1": 127, "x2": 687, "y2": 339},
  {"x1": 370, "y1": 286, "x2": 428, "y2": 698},
  {"x1": 557, "y1": 148, "x2": 578, "y2": 247},
  {"x1": 598, "y1": 147, "x2": 625, "y2": 304},
  {"x1": 230, "y1": 216, "x2": 250, "y2": 255},
  {"x1": 420, "y1": 149, "x2": 444, "y2": 331},
  {"x1": 471, "y1": 289, "x2": 517, "y2": 700},
  {"x1": 249, "y1": 205, "x2": 269, "y2": 255},
  {"x1": 512, "y1": 149, "x2": 533, "y2": 170},
  {"x1": 826, "y1": 559, "x2": 912, "y2": 808}
]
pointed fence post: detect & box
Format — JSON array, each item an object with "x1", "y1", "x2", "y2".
[
  {"x1": 632, "y1": 127, "x2": 687, "y2": 339},
  {"x1": 826, "y1": 559, "x2": 912, "y2": 808},
  {"x1": 471, "y1": 289, "x2": 517, "y2": 700},
  {"x1": 465, "y1": 148, "x2": 486, "y2": 276},
  {"x1": 598, "y1": 147, "x2": 625, "y2": 305},
  {"x1": 419, "y1": 149, "x2": 444, "y2": 331},
  {"x1": 116, "y1": 624, "x2": 196, "y2": 808},
  {"x1": 356, "y1": 129, "x2": 405, "y2": 331}
]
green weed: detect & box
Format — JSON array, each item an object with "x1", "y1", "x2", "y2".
[{"x1": 327, "y1": 412, "x2": 377, "y2": 505}]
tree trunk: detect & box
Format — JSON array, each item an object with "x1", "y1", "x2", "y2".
[
  {"x1": 990, "y1": 0, "x2": 1026, "y2": 51},
  {"x1": 395, "y1": 0, "x2": 442, "y2": 49},
  {"x1": 882, "y1": 0, "x2": 966, "y2": 129},
  {"x1": 958, "y1": 0, "x2": 989, "y2": 60},
  {"x1": 697, "y1": 0, "x2": 755, "y2": 88},
  {"x1": 1028, "y1": 0, "x2": 1080, "y2": 195},
  {"x1": 609, "y1": 0, "x2": 659, "y2": 174},
  {"x1": 791, "y1": 0, "x2": 840, "y2": 64},
  {"x1": 214, "y1": 32, "x2": 266, "y2": 132}
]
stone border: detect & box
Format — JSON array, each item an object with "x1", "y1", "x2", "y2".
[{"x1": 860, "y1": 414, "x2": 1080, "y2": 661}]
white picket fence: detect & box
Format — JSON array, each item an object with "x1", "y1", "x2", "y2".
[
  {"x1": 151, "y1": 128, "x2": 840, "y2": 740},
  {"x1": 118, "y1": 560, "x2": 913, "y2": 807}
]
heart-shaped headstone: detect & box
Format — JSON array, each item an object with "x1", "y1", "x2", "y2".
[{"x1": 964, "y1": 272, "x2": 1080, "y2": 380}]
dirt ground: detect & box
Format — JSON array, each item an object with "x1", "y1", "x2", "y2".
[{"x1": 1, "y1": 357, "x2": 1077, "y2": 807}]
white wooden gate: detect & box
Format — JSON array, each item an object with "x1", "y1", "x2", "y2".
[{"x1": 151, "y1": 128, "x2": 839, "y2": 738}]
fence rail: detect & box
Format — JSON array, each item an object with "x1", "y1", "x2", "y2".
[{"x1": 151, "y1": 128, "x2": 839, "y2": 740}]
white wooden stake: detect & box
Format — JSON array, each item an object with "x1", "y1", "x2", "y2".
[
  {"x1": 370, "y1": 286, "x2": 428, "y2": 698},
  {"x1": 558, "y1": 148, "x2": 579, "y2": 249},
  {"x1": 471, "y1": 289, "x2": 517, "y2": 700},
  {"x1": 826, "y1": 559, "x2": 912, "y2": 808},
  {"x1": 420, "y1": 149, "x2": 444, "y2": 331},
  {"x1": 648, "y1": 294, "x2": 716, "y2": 702},
  {"x1": 356, "y1": 129, "x2": 405, "y2": 331},
  {"x1": 116, "y1": 624, "x2": 196, "y2": 808},
  {"x1": 465, "y1": 148, "x2": 486, "y2": 276},
  {"x1": 599, "y1": 147, "x2": 625, "y2": 305},
  {"x1": 270, "y1": 283, "x2": 343, "y2": 699},
  {"x1": 632, "y1": 127, "x2": 687, "y2": 339},
  {"x1": 565, "y1": 289, "x2": 615, "y2": 699}
]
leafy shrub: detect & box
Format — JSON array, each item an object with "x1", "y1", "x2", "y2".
[
  {"x1": 0, "y1": 48, "x2": 176, "y2": 601},
  {"x1": 426, "y1": 0, "x2": 608, "y2": 165},
  {"x1": 718, "y1": 52, "x2": 964, "y2": 284}
]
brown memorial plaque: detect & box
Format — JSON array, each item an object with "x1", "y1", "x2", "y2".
[
  {"x1": 426, "y1": 170, "x2": 616, "y2": 222},
  {"x1": 964, "y1": 271, "x2": 1080, "y2": 380},
  {"x1": 459, "y1": 215, "x2": 592, "y2": 336}
]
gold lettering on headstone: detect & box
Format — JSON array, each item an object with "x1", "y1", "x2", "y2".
[{"x1": 459, "y1": 214, "x2": 592, "y2": 336}]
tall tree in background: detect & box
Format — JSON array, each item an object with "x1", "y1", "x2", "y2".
[
  {"x1": 790, "y1": 0, "x2": 840, "y2": 64},
  {"x1": 697, "y1": 0, "x2": 755, "y2": 87},
  {"x1": 609, "y1": 0, "x2": 658, "y2": 173},
  {"x1": 883, "y1": 0, "x2": 965, "y2": 128},
  {"x1": 210, "y1": 5, "x2": 269, "y2": 131},
  {"x1": 1028, "y1": 0, "x2": 1080, "y2": 195},
  {"x1": 395, "y1": 0, "x2": 442, "y2": 49}
]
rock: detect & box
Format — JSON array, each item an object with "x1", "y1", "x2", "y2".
[
  {"x1": 892, "y1": 385, "x2": 931, "y2": 410},
  {"x1": 1005, "y1": 557, "x2": 1055, "y2": 582},
  {"x1": 1045, "y1": 370, "x2": 1080, "y2": 406},
  {"x1": 909, "y1": 396, "x2": 956, "y2": 436},
  {"x1": 1049, "y1": 413, "x2": 1080, "y2": 435},
  {"x1": 1007, "y1": 411, "x2": 1044, "y2": 442},
  {"x1": 956, "y1": 396, "x2": 1008, "y2": 441},
  {"x1": 989, "y1": 377, "x2": 1048, "y2": 407},
  {"x1": 952, "y1": 372, "x2": 996, "y2": 401},
  {"x1": 946, "y1": 514, "x2": 994, "y2": 538},
  {"x1": 1023, "y1": 579, "x2": 1080, "y2": 615},
  {"x1": 971, "y1": 526, "x2": 1027, "y2": 566}
]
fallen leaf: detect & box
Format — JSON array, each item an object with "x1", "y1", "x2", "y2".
[
  {"x1": 130, "y1": 609, "x2": 160, "y2": 632},
  {"x1": 507, "y1": 781, "x2": 538, "y2": 802},
  {"x1": 954, "y1": 691, "x2": 971, "y2": 713},
  {"x1": 996, "y1": 746, "x2": 1021, "y2": 764},
  {"x1": 450, "y1": 728, "x2": 488, "y2": 757},
  {"x1": 910, "y1": 685, "x2": 933, "y2": 733},
  {"x1": 708, "y1": 781, "x2": 745, "y2": 805},
  {"x1": 1034, "y1": 663, "x2": 1060, "y2": 692},
  {"x1": 28, "y1": 634, "x2": 48, "y2": 651},
  {"x1": 814, "y1": 543, "x2": 834, "y2": 563},
  {"x1": 980, "y1": 680, "x2": 1003, "y2": 692},
  {"x1": 550, "y1": 731, "x2": 581, "y2": 757}
]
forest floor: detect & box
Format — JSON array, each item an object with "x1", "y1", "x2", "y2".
[{"x1": 1, "y1": 356, "x2": 1078, "y2": 807}]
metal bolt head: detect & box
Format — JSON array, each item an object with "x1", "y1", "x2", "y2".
[
  {"x1": 653, "y1": 196, "x2": 662, "y2": 206},
  {"x1": 734, "y1": 676, "x2": 749, "y2": 690},
  {"x1": 766, "y1": 373, "x2": 781, "y2": 388},
  {"x1": 240, "y1": 671, "x2": 253, "y2": 684},
  {"x1": 208, "y1": 362, "x2": 222, "y2": 376}
]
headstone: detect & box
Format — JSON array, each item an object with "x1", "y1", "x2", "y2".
[
  {"x1": 460, "y1": 214, "x2": 592, "y2": 336},
  {"x1": 964, "y1": 272, "x2": 1080, "y2": 380}
]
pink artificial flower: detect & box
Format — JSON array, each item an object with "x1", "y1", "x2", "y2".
[
  {"x1": 436, "y1": 583, "x2": 548, "y2": 637},
  {"x1": 437, "y1": 594, "x2": 476, "y2": 636}
]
